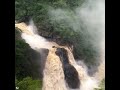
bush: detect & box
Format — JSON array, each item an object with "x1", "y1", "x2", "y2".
[{"x1": 15, "y1": 77, "x2": 42, "y2": 90}]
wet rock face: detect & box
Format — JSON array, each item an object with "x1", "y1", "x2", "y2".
[
  {"x1": 55, "y1": 48, "x2": 69, "y2": 65},
  {"x1": 64, "y1": 64, "x2": 80, "y2": 89},
  {"x1": 55, "y1": 48, "x2": 80, "y2": 89}
]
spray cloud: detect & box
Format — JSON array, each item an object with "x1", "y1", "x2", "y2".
[{"x1": 48, "y1": 0, "x2": 105, "y2": 75}]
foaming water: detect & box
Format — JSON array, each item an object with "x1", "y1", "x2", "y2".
[
  {"x1": 21, "y1": 19, "x2": 58, "y2": 51},
  {"x1": 17, "y1": 18, "x2": 102, "y2": 90}
]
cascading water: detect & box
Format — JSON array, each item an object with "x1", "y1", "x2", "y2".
[
  {"x1": 15, "y1": 1, "x2": 105, "y2": 89},
  {"x1": 15, "y1": 18, "x2": 103, "y2": 90}
]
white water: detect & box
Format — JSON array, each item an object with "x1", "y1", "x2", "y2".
[
  {"x1": 18, "y1": 0, "x2": 105, "y2": 89},
  {"x1": 19, "y1": 20, "x2": 100, "y2": 90},
  {"x1": 21, "y1": 19, "x2": 58, "y2": 51}
]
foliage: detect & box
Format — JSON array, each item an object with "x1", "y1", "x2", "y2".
[
  {"x1": 15, "y1": 39, "x2": 29, "y2": 79},
  {"x1": 15, "y1": 77, "x2": 42, "y2": 90},
  {"x1": 15, "y1": 39, "x2": 41, "y2": 80}
]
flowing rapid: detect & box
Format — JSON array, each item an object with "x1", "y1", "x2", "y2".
[{"x1": 15, "y1": 17, "x2": 104, "y2": 90}]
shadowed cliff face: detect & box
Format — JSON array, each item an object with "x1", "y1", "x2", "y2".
[{"x1": 55, "y1": 47, "x2": 80, "y2": 89}]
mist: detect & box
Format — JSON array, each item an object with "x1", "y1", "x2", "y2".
[{"x1": 48, "y1": 0, "x2": 105, "y2": 76}]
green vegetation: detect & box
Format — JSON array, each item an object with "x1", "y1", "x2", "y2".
[
  {"x1": 15, "y1": 39, "x2": 42, "y2": 80},
  {"x1": 15, "y1": 0, "x2": 104, "y2": 89},
  {"x1": 15, "y1": 77, "x2": 42, "y2": 90}
]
